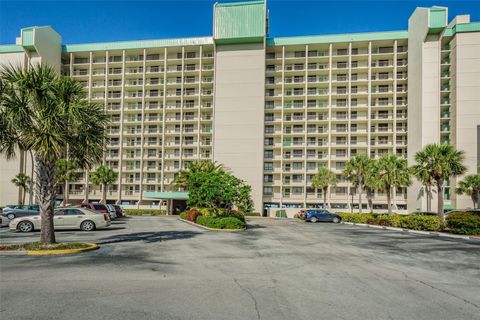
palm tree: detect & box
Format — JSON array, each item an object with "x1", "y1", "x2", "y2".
[
  {"x1": 172, "y1": 160, "x2": 224, "y2": 190},
  {"x1": 56, "y1": 159, "x2": 79, "y2": 206},
  {"x1": 11, "y1": 173, "x2": 31, "y2": 205},
  {"x1": 312, "y1": 166, "x2": 337, "y2": 209},
  {"x1": 372, "y1": 154, "x2": 411, "y2": 214},
  {"x1": 0, "y1": 64, "x2": 108, "y2": 244},
  {"x1": 411, "y1": 162, "x2": 436, "y2": 211},
  {"x1": 456, "y1": 174, "x2": 480, "y2": 209},
  {"x1": 344, "y1": 154, "x2": 373, "y2": 213},
  {"x1": 413, "y1": 144, "x2": 466, "y2": 220},
  {"x1": 90, "y1": 165, "x2": 118, "y2": 204}
]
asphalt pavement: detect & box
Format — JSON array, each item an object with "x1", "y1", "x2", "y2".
[{"x1": 1, "y1": 216, "x2": 479, "y2": 320}]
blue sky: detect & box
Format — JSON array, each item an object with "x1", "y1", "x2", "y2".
[{"x1": 1, "y1": 1, "x2": 479, "y2": 45}]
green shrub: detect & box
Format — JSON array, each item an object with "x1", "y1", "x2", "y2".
[
  {"x1": 446, "y1": 212, "x2": 480, "y2": 235},
  {"x1": 337, "y1": 213, "x2": 374, "y2": 224},
  {"x1": 196, "y1": 216, "x2": 245, "y2": 229},
  {"x1": 179, "y1": 212, "x2": 187, "y2": 220},
  {"x1": 370, "y1": 214, "x2": 402, "y2": 227},
  {"x1": 399, "y1": 215, "x2": 444, "y2": 231},
  {"x1": 244, "y1": 212, "x2": 261, "y2": 216},
  {"x1": 125, "y1": 209, "x2": 167, "y2": 216}
]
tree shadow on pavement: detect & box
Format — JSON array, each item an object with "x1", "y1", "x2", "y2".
[{"x1": 97, "y1": 230, "x2": 201, "y2": 244}]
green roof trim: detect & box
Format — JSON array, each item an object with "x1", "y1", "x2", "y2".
[
  {"x1": 267, "y1": 30, "x2": 408, "y2": 46},
  {"x1": 214, "y1": 0, "x2": 266, "y2": 44},
  {"x1": 0, "y1": 44, "x2": 24, "y2": 53},
  {"x1": 62, "y1": 37, "x2": 214, "y2": 52},
  {"x1": 444, "y1": 22, "x2": 480, "y2": 37},
  {"x1": 143, "y1": 192, "x2": 189, "y2": 200}
]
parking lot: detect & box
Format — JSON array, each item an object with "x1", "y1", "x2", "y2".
[{"x1": 1, "y1": 216, "x2": 479, "y2": 320}]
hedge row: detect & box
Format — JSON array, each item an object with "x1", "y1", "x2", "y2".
[
  {"x1": 446, "y1": 212, "x2": 480, "y2": 235},
  {"x1": 337, "y1": 213, "x2": 444, "y2": 231},
  {"x1": 124, "y1": 209, "x2": 167, "y2": 216},
  {"x1": 196, "y1": 216, "x2": 246, "y2": 230}
]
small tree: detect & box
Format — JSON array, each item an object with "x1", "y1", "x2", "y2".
[
  {"x1": 312, "y1": 167, "x2": 337, "y2": 209},
  {"x1": 413, "y1": 144, "x2": 466, "y2": 220},
  {"x1": 56, "y1": 159, "x2": 79, "y2": 206},
  {"x1": 90, "y1": 165, "x2": 118, "y2": 204},
  {"x1": 11, "y1": 173, "x2": 31, "y2": 205},
  {"x1": 373, "y1": 154, "x2": 411, "y2": 214},
  {"x1": 172, "y1": 160, "x2": 224, "y2": 190},
  {"x1": 456, "y1": 174, "x2": 480, "y2": 209},
  {"x1": 344, "y1": 155, "x2": 373, "y2": 213},
  {"x1": 411, "y1": 162, "x2": 436, "y2": 212}
]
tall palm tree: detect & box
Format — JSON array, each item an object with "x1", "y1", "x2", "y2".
[
  {"x1": 372, "y1": 154, "x2": 411, "y2": 214},
  {"x1": 312, "y1": 166, "x2": 337, "y2": 209},
  {"x1": 172, "y1": 160, "x2": 224, "y2": 190},
  {"x1": 343, "y1": 154, "x2": 373, "y2": 213},
  {"x1": 11, "y1": 173, "x2": 31, "y2": 205},
  {"x1": 90, "y1": 165, "x2": 118, "y2": 204},
  {"x1": 56, "y1": 159, "x2": 79, "y2": 206},
  {"x1": 414, "y1": 144, "x2": 466, "y2": 220},
  {"x1": 0, "y1": 64, "x2": 108, "y2": 244},
  {"x1": 456, "y1": 174, "x2": 480, "y2": 209},
  {"x1": 411, "y1": 162, "x2": 436, "y2": 211}
]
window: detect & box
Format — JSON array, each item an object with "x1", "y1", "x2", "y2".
[
  {"x1": 263, "y1": 187, "x2": 273, "y2": 195},
  {"x1": 264, "y1": 175, "x2": 273, "y2": 183},
  {"x1": 264, "y1": 150, "x2": 274, "y2": 159},
  {"x1": 264, "y1": 163, "x2": 273, "y2": 171}
]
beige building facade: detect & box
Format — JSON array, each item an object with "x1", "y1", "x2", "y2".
[{"x1": 0, "y1": 2, "x2": 479, "y2": 214}]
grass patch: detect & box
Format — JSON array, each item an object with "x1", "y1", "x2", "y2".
[{"x1": 0, "y1": 242, "x2": 92, "y2": 251}]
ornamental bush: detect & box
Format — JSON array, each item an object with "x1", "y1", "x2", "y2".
[
  {"x1": 186, "y1": 208, "x2": 201, "y2": 222},
  {"x1": 196, "y1": 216, "x2": 245, "y2": 229},
  {"x1": 337, "y1": 213, "x2": 374, "y2": 224},
  {"x1": 399, "y1": 215, "x2": 444, "y2": 231},
  {"x1": 369, "y1": 214, "x2": 402, "y2": 227},
  {"x1": 337, "y1": 213, "x2": 444, "y2": 231},
  {"x1": 446, "y1": 212, "x2": 480, "y2": 235}
]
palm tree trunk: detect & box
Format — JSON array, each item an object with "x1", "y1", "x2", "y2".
[
  {"x1": 366, "y1": 188, "x2": 373, "y2": 212},
  {"x1": 323, "y1": 187, "x2": 327, "y2": 209},
  {"x1": 386, "y1": 186, "x2": 392, "y2": 214},
  {"x1": 102, "y1": 184, "x2": 107, "y2": 204},
  {"x1": 84, "y1": 169, "x2": 89, "y2": 204},
  {"x1": 29, "y1": 150, "x2": 34, "y2": 205},
  {"x1": 358, "y1": 177, "x2": 363, "y2": 214},
  {"x1": 436, "y1": 179, "x2": 445, "y2": 221},
  {"x1": 22, "y1": 188, "x2": 26, "y2": 206},
  {"x1": 35, "y1": 156, "x2": 56, "y2": 244}
]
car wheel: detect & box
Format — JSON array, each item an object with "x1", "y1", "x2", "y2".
[
  {"x1": 310, "y1": 217, "x2": 318, "y2": 223},
  {"x1": 333, "y1": 217, "x2": 341, "y2": 223},
  {"x1": 7, "y1": 213, "x2": 16, "y2": 220},
  {"x1": 80, "y1": 220, "x2": 96, "y2": 231},
  {"x1": 18, "y1": 221, "x2": 34, "y2": 232}
]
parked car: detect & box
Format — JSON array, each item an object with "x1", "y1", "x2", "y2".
[
  {"x1": 81, "y1": 203, "x2": 109, "y2": 214},
  {"x1": 302, "y1": 209, "x2": 342, "y2": 223},
  {"x1": 113, "y1": 205, "x2": 125, "y2": 217},
  {"x1": 105, "y1": 204, "x2": 118, "y2": 220},
  {"x1": 1, "y1": 205, "x2": 40, "y2": 220},
  {"x1": 10, "y1": 207, "x2": 111, "y2": 232}
]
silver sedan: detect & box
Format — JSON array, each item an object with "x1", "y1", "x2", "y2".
[{"x1": 10, "y1": 208, "x2": 111, "y2": 232}]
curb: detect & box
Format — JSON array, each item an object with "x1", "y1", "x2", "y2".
[
  {"x1": 0, "y1": 243, "x2": 99, "y2": 256},
  {"x1": 178, "y1": 218, "x2": 246, "y2": 232},
  {"x1": 341, "y1": 222, "x2": 480, "y2": 241}
]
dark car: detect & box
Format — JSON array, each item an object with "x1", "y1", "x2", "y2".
[
  {"x1": 303, "y1": 209, "x2": 342, "y2": 223},
  {"x1": 81, "y1": 203, "x2": 109, "y2": 214},
  {"x1": 113, "y1": 205, "x2": 124, "y2": 217},
  {"x1": 413, "y1": 211, "x2": 438, "y2": 216},
  {"x1": 2, "y1": 205, "x2": 39, "y2": 220}
]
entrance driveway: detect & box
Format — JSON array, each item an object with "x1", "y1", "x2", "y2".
[{"x1": 1, "y1": 216, "x2": 479, "y2": 320}]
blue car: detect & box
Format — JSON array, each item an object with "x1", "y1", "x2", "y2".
[{"x1": 304, "y1": 209, "x2": 341, "y2": 223}]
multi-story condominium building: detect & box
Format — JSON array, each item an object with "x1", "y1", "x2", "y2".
[{"x1": 1, "y1": 1, "x2": 479, "y2": 215}]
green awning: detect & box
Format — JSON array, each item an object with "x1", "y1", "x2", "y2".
[{"x1": 143, "y1": 192, "x2": 189, "y2": 200}]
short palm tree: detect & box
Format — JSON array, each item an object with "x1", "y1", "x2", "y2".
[
  {"x1": 0, "y1": 64, "x2": 108, "y2": 244},
  {"x1": 172, "y1": 160, "x2": 224, "y2": 190},
  {"x1": 373, "y1": 154, "x2": 411, "y2": 214},
  {"x1": 56, "y1": 159, "x2": 79, "y2": 206},
  {"x1": 411, "y1": 162, "x2": 436, "y2": 211},
  {"x1": 90, "y1": 165, "x2": 118, "y2": 204},
  {"x1": 456, "y1": 174, "x2": 480, "y2": 209},
  {"x1": 312, "y1": 166, "x2": 337, "y2": 208},
  {"x1": 11, "y1": 173, "x2": 31, "y2": 205},
  {"x1": 344, "y1": 154, "x2": 373, "y2": 213},
  {"x1": 414, "y1": 144, "x2": 466, "y2": 220}
]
